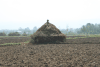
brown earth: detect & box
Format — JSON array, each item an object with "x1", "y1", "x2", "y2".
[
  {"x1": 0, "y1": 36, "x2": 100, "y2": 67},
  {"x1": 0, "y1": 37, "x2": 30, "y2": 45},
  {"x1": 0, "y1": 36, "x2": 100, "y2": 45}
]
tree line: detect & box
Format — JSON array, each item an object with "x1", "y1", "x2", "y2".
[
  {"x1": 0, "y1": 23, "x2": 100, "y2": 36},
  {"x1": 77, "y1": 23, "x2": 100, "y2": 34},
  {"x1": 0, "y1": 26, "x2": 38, "y2": 36}
]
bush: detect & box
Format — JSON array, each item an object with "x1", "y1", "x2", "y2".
[
  {"x1": 0, "y1": 32, "x2": 6, "y2": 36},
  {"x1": 22, "y1": 32, "x2": 27, "y2": 36},
  {"x1": 8, "y1": 32, "x2": 20, "y2": 36}
]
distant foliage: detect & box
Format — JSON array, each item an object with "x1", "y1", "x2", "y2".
[
  {"x1": 0, "y1": 32, "x2": 6, "y2": 36},
  {"x1": 22, "y1": 32, "x2": 27, "y2": 36},
  {"x1": 8, "y1": 32, "x2": 20, "y2": 36},
  {"x1": 77, "y1": 23, "x2": 100, "y2": 34}
]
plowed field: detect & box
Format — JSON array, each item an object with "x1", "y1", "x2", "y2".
[{"x1": 0, "y1": 36, "x2": 100, "y2": 67}]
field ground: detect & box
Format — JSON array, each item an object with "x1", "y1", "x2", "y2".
[
  {"x1": 0, "y1": 35, "x2": 100, "y2": 45},
  {"x1": 0, "y1": 35, "x2": 100, "y2": 67},
  {"x1": 0, "y1": 36, "x2": 30, "y2": 46}
]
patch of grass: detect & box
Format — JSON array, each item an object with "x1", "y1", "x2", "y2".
[
  {"x1": 66, "y1": 34, "x2": 100, "y2": 37},
  {"x1": 24, "y1": 40, "x2": 30, "y2": 43},
  {"x1": 79, "y1": 37, "x2": 87, "y2": 38},
  {"x1": 0, "y1": 39, "x2": 1, "y2": 40},
  {"x1": 66, "y1": 37, "x2": 72, "y2": 39},
  {"x1": 72, "y1": 37, "x2": 87, "y2": 39},
  {"x1": 66, "y1": 34, "x2": 100, "y2": 39},
  {"x1": 0, "y1": 39, "x2": 30, "y2": 46},
  {"x1": 89, "y1": 34, "x2": 100, "y2": 37},
  {"x1": 72, "y1": 37, "x2": 79, "y2": 39},
  {"x1": 0, "y1": 36, "x2": 29, "y2": 37},
  {"x1": 66, "y1": 36, "x2": 88, "y2": 39},
  {"x1": 1, "y1": 43, "x2": 21, "y2": 45},
  {"x1": 66, "y1": 37, "x2": 78, "y2": 39},
  {"x1": 82, "y1": 34, "x2": 100, "y2": 38}
]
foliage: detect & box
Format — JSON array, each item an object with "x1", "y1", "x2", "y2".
[
  {"x1": 77, "y1": 23, "x2": 100, "y2": 34},
  {"x1": 8, "y1": 32, "x2": 20, "y2": 36},
  {"x1": 22, "y1": 32, "x2": 27, "y2": 36},
  {"x1": 0, "y1": 32, "x2": 6, "y2": 36}
]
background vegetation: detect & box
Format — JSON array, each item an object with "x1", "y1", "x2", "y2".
[
  {"x1": 8, "y1": 32, "x2": 20, "y2": 36},
  {"x1": 0, "y1": 32, "x2": 6, "y2": 36},
  {"x1": 0, "y1": 23, "x2": 100, "y2": 36}
]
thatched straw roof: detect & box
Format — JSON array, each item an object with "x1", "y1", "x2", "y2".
[
  {"x1": 30, "y1": 20, "x2": 66, "y2": 44},
  {"x1": 32, "y1": 20, "x2": 65, "y2": 37}
]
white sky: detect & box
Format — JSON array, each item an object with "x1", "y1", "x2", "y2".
[{"x1": 0, "y1": 0, "x2": 100, "y2": 30}]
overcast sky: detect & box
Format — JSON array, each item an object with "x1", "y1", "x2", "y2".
[{"x1": 0, "y1": 0, "x2": 100, "y2": 30}]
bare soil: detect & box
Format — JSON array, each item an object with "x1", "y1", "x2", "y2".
[
  {"x1": 0, "y1": 36, "x2": 100, "y2": 67},
  {"x1": 0, "y1": 37, "x2": 30, "y2": 45}
]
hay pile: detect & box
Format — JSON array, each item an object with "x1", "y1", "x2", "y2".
[{"x1": 30, "y1": 20, "x2": 66, "y2": 44}]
